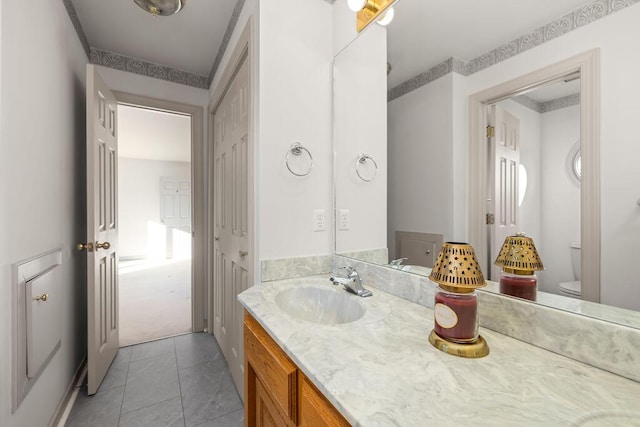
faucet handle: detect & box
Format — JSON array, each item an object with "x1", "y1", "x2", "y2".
[
  {"x1": 389, "y1": 257, "x2": 408, "y2": 267},
  {"x1": 339, "y1": 266, "x2": 356, "y2": 276}
]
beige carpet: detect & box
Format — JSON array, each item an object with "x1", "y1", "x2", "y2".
[{"x1": 119, "y1": 259, "x2": 192, "y2": 347}]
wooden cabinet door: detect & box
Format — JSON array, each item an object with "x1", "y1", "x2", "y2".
[
  {"x1": 299, "y1": 374, "x2": 350, "y2": 427},
  {"x1": 256, "y1": 377, "x2": 287, "y2": 427}
]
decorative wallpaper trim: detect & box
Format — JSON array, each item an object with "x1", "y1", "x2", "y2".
[
  {"x1": 207, "y1": 0, "x2": 246, "y2": 87},
  {"x1": 261, "y1": 255, "x2": 333, "y2": 282},
  {"x1": 89, "y1": 48, "x2": 208, "y2": 89},
  {"x1": 512, "y1": 93, "x2": 581, "y2": 113},
  {"x1": 512, "y1": 94, "x2": 544, "y2": 113},
  {"x1": 388, "y1": 57, "x2": 461, "y2": 102},
  {"x1": 541, "y1": 93, "x2": 581, "y2": 112},
  {"x1": 61, "y1": 0, "x2": 91, "y2": 58},
  {"x1": 334, "y1": 255, "x2": 640, "y2": 382},
  {"x1": 389, "y1": 0, "x2": 640, "y2": 102}
]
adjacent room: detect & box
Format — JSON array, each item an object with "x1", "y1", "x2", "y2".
[{"x1": 117, "y1": 104, "x2": 193, "y2": 346}]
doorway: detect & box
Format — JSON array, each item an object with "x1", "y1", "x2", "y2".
[
  {"x1": 117, "y1": 104, "x2": 193, "y2": 346},
  {"x1": 468, "y1": 49, "x2": 600, "y2": 302}
]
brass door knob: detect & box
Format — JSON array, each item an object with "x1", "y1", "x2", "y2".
[
  {"x1": 77, "y1": 242, "x2": 94, "y2": 252},
  {"x1": 239, "y1": 251, "x2": 248, "y2": 257},
  {"x1": 34, "y1": 293, "x2": 48, "y2": 302},
  {"x1": 96, "y1": 241, "x2": 111, "y2": 250}
]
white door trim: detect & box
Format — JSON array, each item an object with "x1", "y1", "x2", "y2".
[
  {"x1": 468, "y1": 48, "x2": 600, "y2": 303},
  {"x1": 207, "y1": 16, "x2": 256, "y2": 336},
  {"x1": 113, "y1": 91, "x2": 206, "y2": 331}
]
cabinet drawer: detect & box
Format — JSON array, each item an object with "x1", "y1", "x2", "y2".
[
  {"x1": 244, "y1": 313, "x2": 297, "y2": 424},
  {"x1": 299, "y1": 374, "x2": 350, "y2": 427}
]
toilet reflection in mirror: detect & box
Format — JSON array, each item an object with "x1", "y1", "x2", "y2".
[{"x1": 559, "y1": 243, "x2": 581, "y2": 299}]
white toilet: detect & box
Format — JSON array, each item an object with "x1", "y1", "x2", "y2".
[{"x1": 558, "y1": 243, "x2": 581, "y2": 298}]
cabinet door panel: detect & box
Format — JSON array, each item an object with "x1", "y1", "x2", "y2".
[
  {"x1": 256, "y1": 378, "x2": 287, "y2": 427},
  {"x1": 244, "y1": 314, "x2": 297, "y2": 423},
  {"x1": 299, "y1": 374, "x2": 350, "y2": 427}
]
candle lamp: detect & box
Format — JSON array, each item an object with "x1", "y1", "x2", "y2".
[
  {"x1": 428, "y1": 242, "x2": 489, "y2": 358},
  {"x1": 494, "y1": 233, "x2": 544, "y2": 302}
]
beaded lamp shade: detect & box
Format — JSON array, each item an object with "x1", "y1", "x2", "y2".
[
  {"x1": 429, "y1": 242, "x2": 486, "y2": 290},
  {"x1": 494, "y1": 233, "x2": 544, "y2": 273}
]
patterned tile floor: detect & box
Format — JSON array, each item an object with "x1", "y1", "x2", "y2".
[{"x1": 66, "y1": 333, "x2": 243, "y2": 427}]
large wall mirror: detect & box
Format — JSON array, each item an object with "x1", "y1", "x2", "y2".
[{"x1": 334, "y1": 0, "x2": 640, "y2": 330}]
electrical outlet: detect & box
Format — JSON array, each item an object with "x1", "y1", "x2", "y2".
[
  {"x1": 313, "y1": 209, "x2": 326, "y2": 231},
  {"x1": 339, "y1": 209, "x2": 350, "y2": 231}
]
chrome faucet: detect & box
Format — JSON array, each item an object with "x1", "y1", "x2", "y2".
[
  {"x1": 389, "y1": 258, "x2": 408, "y2": 269},
  {"x1": 330, "y1": 266, "x2": 373, "y2": 297}
]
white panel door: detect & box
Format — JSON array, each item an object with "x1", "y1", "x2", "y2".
[
  {"x1": 213, "y1": 55, "x2": 250, "y2": 396},
  {"x1": 489, "y1": 105, "x2": 520, "y2": 280},
  {"x1": 85, "y1": 65, "x2": 119, "y2": 395}
]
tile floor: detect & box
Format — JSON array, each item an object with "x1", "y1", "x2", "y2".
[{"x1": 66, "y1": 333, "x2": 243, "y2": 427}]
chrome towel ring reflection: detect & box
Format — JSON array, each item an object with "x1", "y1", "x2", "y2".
[
  {"x1": 286, "y1": 142, "x2": 313, "y2": 177},
  {"x1": 355, "y1": 153, "x2": 378, "y2": 182}
]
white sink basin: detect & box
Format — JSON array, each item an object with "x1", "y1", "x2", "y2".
[{"x1": 275, "y1": 286, "x2": 365, "y2": 325}]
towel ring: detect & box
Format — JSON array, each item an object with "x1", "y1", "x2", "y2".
[
  {"x1": 286, "y1": 142, "x2": 313, "y2": 177},
  {"x1": 355, "y1": 153, "x2": 378, "y2": 182}
]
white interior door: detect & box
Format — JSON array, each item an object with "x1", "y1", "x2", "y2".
[
  {"x1": 213, "y1": 55, "x2": 250, "y2": 396},
  {"x1": 85, "y1": 64, "x2": 119, "y2": 395},
  {"x1": 488, "y1": 105, "x2": 520, "y2": 280},
  {"x1": 160, "y1": 177, "x2": 192, "y2": 258}
]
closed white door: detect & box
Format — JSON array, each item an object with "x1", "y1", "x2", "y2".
[
  {"x1": 160, "y1": 177, "x2": 192, "y2": 258},
  {"x1": 85, "y1": 65, "x2": 119, "y2": 395},
  {"x1": 213, "y1": 55, "x2": 250, "y2": 396},
  {"x1": 488, "y1": 105, "x2": 520, "y2": 280},
  {"x1": 160, "y1": 177, "x2": 191, "y2": 230}
]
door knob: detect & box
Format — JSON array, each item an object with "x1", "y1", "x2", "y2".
[
  {"x1": 77, "y1": 242, "x2": 94, "y2": 252},
  {"x1": 96, "y1": 241, "x2": 111, "y2": 250},
  {"x1": 425, "y1": 250, "x2": 431, "y2": 255},
  {"x1": 239, "y1": 251, "x2": 248, "y2": 257},
  {"x1": 34, "y1": 293, "x2": 48, "y2": 302}
]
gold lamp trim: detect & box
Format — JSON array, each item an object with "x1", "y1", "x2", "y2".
[
  {"x1": 428, "y1": 242, "x2": 486, "y2": 290},
  {"x1": 494, "y1": 233, "x2": 544, "y2": 272},
  {"x1": 429, "y1": 330, "x2": 489, "y2": 358},
  {"x1": 356, "y1": 0, "x2": 399, "y2": 32}
]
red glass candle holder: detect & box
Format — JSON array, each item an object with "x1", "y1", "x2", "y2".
[
  {"x1": 499, "y1": 271, "x2": 537, "y2": 301},
  {"x1": 433, "y1": 286, "x2": 478, "y2": 343}
]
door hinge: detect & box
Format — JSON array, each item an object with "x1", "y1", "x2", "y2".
[
  {"x1": 486, "y1": 126, "x2": 495, "y2": 138},
  {"x1": 486, "y1": 213, "x2": 495, "y2": 225}
]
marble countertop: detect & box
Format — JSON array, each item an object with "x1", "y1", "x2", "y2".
[{"x1": 238, "y1": 276, "x2": 640, "y2": 426}]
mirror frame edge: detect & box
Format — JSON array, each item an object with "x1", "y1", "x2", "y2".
[{"x1": 468, "y1": 48, "x2": 601, "y2": 303}]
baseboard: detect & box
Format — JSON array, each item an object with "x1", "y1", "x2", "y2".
[{"x1": 49, "y1": 358, "x2": 87, "y2": 427}]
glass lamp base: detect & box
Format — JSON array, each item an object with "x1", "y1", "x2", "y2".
[{"x1": 428, "y1": 330, "x2": 490, "y2": 359}]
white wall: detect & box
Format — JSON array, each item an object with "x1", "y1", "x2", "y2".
[
  {"x1": 539, "y1": 105, "x2": 580, "y2": 293},
  {"x1": 0, "y1": 0, "x2": 88, "y2": 425},
  {"x1": 387, "y1": 74, "x2": 454, "y2": 259},
  {"x1": 335, "y1": 25, "x2": 387, "y2": 254},
  {"x1": 257, "y1": 0, "x2": 334, "y2": 260},
  {"x1": 119, "y1": 158, "x2": 191, "y2": 258},
  {"x1": 463, "y1": 5, "x2": 640, "y2": 310}
]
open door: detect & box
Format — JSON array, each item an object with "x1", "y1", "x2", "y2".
[
  {"x1": 488, "y1": 105, "x2": 520, "y2": 280},
  {"x1": 82, "y1": 64, "x2": 119, "y2": 395}
]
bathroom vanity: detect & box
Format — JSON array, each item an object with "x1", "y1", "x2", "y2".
[{"x1": 239, "y1": 276, "x2": 640, "y2": 426}]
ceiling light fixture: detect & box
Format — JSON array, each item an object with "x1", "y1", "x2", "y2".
[
  {"x1": 353, "y1": 0, "x2": 400, "y2": 32},
  {"x1": 347, "y1": 0, "x2": 368, "y2": 12},
  {"x1": 376, "y1": 7, "x2": 394, "y2": 26},
  {"x1": 133, "y1": 0, "x2": 184, "y2": 17}
]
